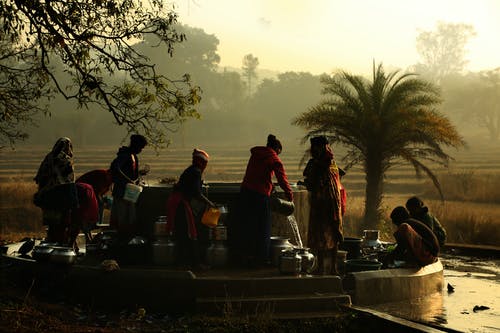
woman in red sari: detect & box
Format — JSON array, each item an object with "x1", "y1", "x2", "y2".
[{"x1": 303, "y1": 136, "x2": 346, "y2": 275}]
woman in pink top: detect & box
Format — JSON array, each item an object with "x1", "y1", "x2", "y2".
[{"x1": 236, "y1": 134, "x2": 293, "y2": 267}]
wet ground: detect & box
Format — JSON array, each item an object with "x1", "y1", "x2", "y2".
[{"x1": 368, "y1": 254, "x2": 500, "y2": 333}]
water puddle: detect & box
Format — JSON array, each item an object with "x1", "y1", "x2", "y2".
[{"x1": 367, "y1": 256, "x2": 500, "y2": 333}]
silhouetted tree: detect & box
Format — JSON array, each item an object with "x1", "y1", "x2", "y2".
[
  {"x1": 242, "y1": 54, "x2": 259, "y2": 96},
  {"x1": 246, "y1": 72, "x2": 322, "y2": 141},
  {"x1": 293, "y1": 63, "x2": 465, "y2": 225},
  {"x1": 0, "y1": 0, "x2": 201, "y2": 147},
  {"x1": 442, "y1": 69, "x2": 500, "y2": 141},
  {"x1": 414, "y1": 21, "x2": 476, "y2": 83}
]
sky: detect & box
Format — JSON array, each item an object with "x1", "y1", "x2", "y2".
[{"x1": 174, "y1": 0, "x2": 500, "y2": 75}]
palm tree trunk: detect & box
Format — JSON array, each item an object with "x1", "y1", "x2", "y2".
[{"x1": 364, "y1": 160, "x2": 384, "y2": 227}]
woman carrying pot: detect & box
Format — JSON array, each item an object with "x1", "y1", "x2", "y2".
[
  {"x1": 237, "y1": 134, "x2": 294, "y2": 267},
  {"x1": 166, "y1": 149, "x2": 215, "y2": 270},
  {"x1": 303, "y1": 136, "x2": 346, "y2": 275}
]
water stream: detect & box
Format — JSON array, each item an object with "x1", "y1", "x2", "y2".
[{"x1": 287, "y1": 215, "x2": 303, "y2": 248}]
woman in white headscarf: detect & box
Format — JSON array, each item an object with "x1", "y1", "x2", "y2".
[{"x1": 34, "y1": 138, "x2": 98, "y2": 248}]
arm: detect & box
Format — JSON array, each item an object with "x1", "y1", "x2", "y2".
[
  {"x1": 273, "y1": 159, "x2": 293, "y2": 201},
  {"x1": 431, "y1": 215, "x2": 447, "y2": 247},
  {"x1": 302, "y1": 159, "x2": 316, "y2": 191}
]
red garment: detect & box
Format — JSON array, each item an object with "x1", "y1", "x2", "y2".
[
  {"x1": 166, "y1": 191, "x2": 197, "y2": 239},
  {"x1": 394, "y1": 223, "x2": 437, "y2": 266},
  {"x1": 76, "y1": 169, "x2": 113, "y2": 197},
  {"x1": 73, "y1": 182, "x2": 99, "y2": 223},
  {"x1": 241, "y1": 146, "x2": 293, "y2": 201},
  {"x1": 339, "y1": 182, "x2": 347, "y2": 216}
]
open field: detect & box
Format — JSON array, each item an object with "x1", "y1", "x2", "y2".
[{"x1": 1, "y1": 142, "x2": 500, "y2": 245}]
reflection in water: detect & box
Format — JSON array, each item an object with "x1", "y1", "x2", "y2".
[
  {"x1": 369, "y1": 291, "x2": 445, "y2": 325},
  {"x1": 367, "y1": 268, "x2": 500, "y2": 333}
]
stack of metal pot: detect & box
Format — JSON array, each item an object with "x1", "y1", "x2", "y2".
[
  {"x1": 151, "y1": 215, "x2": 176, "y2": 266},
  {"x1": 206, "y1": 205, "x2": 229, "y2": 267}
]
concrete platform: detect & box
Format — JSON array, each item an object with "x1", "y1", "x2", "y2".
[
  {"x1": 2, "y1": 239, "x2": 446, "y2": 318},
  {"x1": 343, "y1": 260, "x2": 444, "y2": 305},
  {"x1": 1, "y1": 241, "x2": 350, "y2": 316}
]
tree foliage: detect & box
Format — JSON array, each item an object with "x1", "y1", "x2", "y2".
[
  {"x1": 414, "y1": 21, "x2": 476, "y2": 83},
  {"x1": 0, "y1": 0, "x2": 202, "y2": 147},
  {"x1": 0, "y1": 30, "x2": 51, "y2": 148},
  {"x1": 293, "y1": 63, "x2": 465, "y2": 224},
  {"x1": 242, "y1": 53, "x2": 259, "y2": 96},
  {"x1": 442, "y1": 69, "x2": 500, "y2": 141},
  {"x1": 246, "y1": 72, "x2": 322, "y2": 142}
]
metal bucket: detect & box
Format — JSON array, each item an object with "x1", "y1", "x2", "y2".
[
  {"x1": 123, "y1": 183, "x2": 143, "y2": 203},
  {"x1": 154, "y1": 216, "x2": 169, "y2": 238},
  {"x1": 339, "y1": 237, "x2": 363, "y2": 259}
]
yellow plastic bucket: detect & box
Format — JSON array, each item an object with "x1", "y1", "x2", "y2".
[{"x1": 201, "y1": 207, "x2": 220, "y2": 228}]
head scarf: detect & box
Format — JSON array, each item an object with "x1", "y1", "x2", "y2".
[
  {"x1": 390, "y1": 206, "x2": 410, "y2": 225},
  {"x1": 35, "y1": 137, "x2": 75, "y2": 191},
  {"x1": 52, "y1": 137, "x2": 73, "y2": 158},
  {"x1": 192, "y1": 148, "x2": 209, "y2": 170}
]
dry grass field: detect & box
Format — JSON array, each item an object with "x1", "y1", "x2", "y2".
[{"x1": 1, "y1": 143, "x2": 500, "y2": 246}]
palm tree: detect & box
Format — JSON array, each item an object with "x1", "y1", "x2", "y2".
[{"x1": 293, "y1": 63, "x2": 465, "y2": 225}]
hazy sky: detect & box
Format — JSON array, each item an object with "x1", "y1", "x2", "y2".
[{"x1": 175, "y1": 0, "x2": 500, "y2": 75}]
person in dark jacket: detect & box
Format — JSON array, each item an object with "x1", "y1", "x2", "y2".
[
  {"x1": 237, "y1": 134, "x2": 293, "y2": 267},
  {"x1": 109, "y1": 134, "x2": 147, "y2": 239},
  {"x1": 406, "y1": 196, "x2": 447, "y2": 247},
  {"x1": 166, "y1": 149, "x2": 215, "y2": 269},
  {"x1": 388, "y1": 206, "x2": 440, "y2": 267}
]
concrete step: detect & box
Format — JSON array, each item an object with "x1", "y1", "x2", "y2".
[
  {"x1": 194, "y1": 275, "x2": 344, "y2": 298},
  {"x1": 196, "y1": 292, "x2": 351, "y2": 315}
]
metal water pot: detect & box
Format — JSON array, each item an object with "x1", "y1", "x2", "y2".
[
  {"x1": 270, "y1": 236, "x2": 294, "y2": 266},
  {"x1": 212, "y1": 225, "x2": 228, "y2": 241},
  {"x1": 32, "y1": 242, "x2": 56, "y2": 261},
  {"x1": 206, "y1": 242, "x2": 228, "y2": 267},
  {"x1": 154, "y1": 216, "x2": 169, "y2": 238},
  {"x1": 339, "y1": 237, "x2": 363, "y2": 259},
  {"x1": 95, "y1": 230, "x2": 118, "y2": 251},
  {"x1": 217, "y1": 205, "x2": 229, "y2": 225},
  {"x1": 151, "y1": 238, "x2": 176, "y2": 266},
  {"x1": 50, "y1": 247, "x2": 77, "y2": 265},
  {"x1": 362, "y1": 229, "x2": 382, "y2": 248},
  {"x1": 278, "y1": 249, "x2": 302, "y2": 275},
  {"x1": 295, "y1": 247, "x2": 316, "y2": 274},
  {"x1": 270, "y1": 196, "x2": 295, "y2": 216}
]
